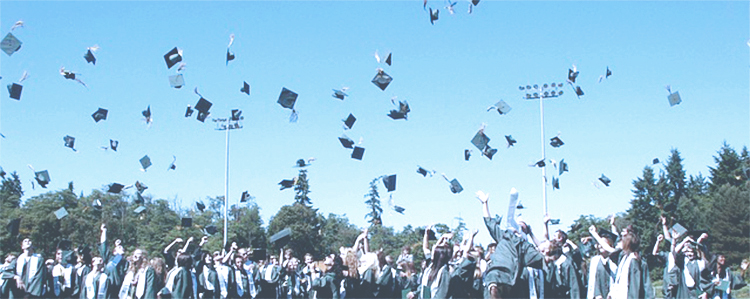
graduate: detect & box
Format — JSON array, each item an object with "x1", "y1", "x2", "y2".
[
  {"x1": 15, "y1": 238, "x2": 47, "y2": 298},
  {"x1": 650, "y1": 216, "x2": 680, "y2": 299},
  {"x1": 74, "y1": 246, "x2": 93, "y2": 299},
  {"x1": 589, "y1": 225, "x2": 654, "y2": 299},
  {"x1": 100, "y1": 224, "x2": 128, "y2": 299},
  {"x1": 373, "y1": 251, "x2": 395, "y2": 299},
  {"x1": 300, "y1": 253, "x2": 318, "y2": 299},
  {"x1": 118, "y1": 248, "x2": 156, "y2": 299},
  {"x1": 148, "y1": 258, "x2": 166, "y2": 299},
  {"x1": 407, "y1": 237, "x2": 452, "y2": 299},
  {"x1": 194, "y1": 237, "x2": 221, "y2": 299},
  {"x1": 52, "y1": 246, "x2": 77, "y2": 298},
  {"x1": 584, "y1": 228, "x2": 618, "y2": 299},
  {"x1": 673, "y1": 233, "x2": 710, "y2": 299},
  {"x1": 166, "y1": 253, "x2": 198, "y2": 299},
  {"x1": 1, "y1": 254, "x2": 18, "y2": 299},
  {"x1": 312, "y1": 254, "x2": 344, "y2": 299},
  {"x1": 257, "y1": 253, "x2": 281, "y2": 299},
  {"x1": 81, "y1": 257, "x2": 110, "y2": 299},
  {"x1": 706, "y1": 254, "x2": 748, "y2": 299},
  {"x1": 232, "y1": 252, "x2": 252, "y2": 299}
]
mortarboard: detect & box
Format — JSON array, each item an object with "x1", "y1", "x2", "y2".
[
  {"x1": 491, "y1": 100, "x2": 512, "y2": 115},
  {"x1": 231, "y1": 109, "x2": 242, "y2": 121},
  {"x1": 279, "y1": 178, "x2": 296, "y2": 190},
  {"x1": 92, "y1": 108, "x2": 108, "y2": 122},
  {"x1": 197, "y1": 111, "x2": 211, "y2": 123},
  {"x1": 338, "y1": 135, "x2": 354, "y2": 149},
  {"x1": 110, "y1": 139, "x2": 118, "y2": 151},
  {"x1": 204, "y1": 225, "x2": 218, "y2": 235},
  {"x1": 84, "y1": 49, "x2": 96, "y2": 65},
  {"x1": 1, "y1": 33, "x2": 22, "y2": 56},
  {"x1": 140, "y1": 155, "x2": 152, "y2": 171},
  {"x1": 185, "y1": 105, "x2": 194, "y2": 117},
  {"x1": 471, "y1": 130, "x2": 490, "y2": 151},
  {"x1": 388, "y1": 100, "x2": 410, "y2": 120},
  {"x1": 652, "y1": 158, "x2": 660, "y2": 165},
  {"x1": 181, "y1": 217, "x2": 192, "y2": 228},
  {"x1": 250, "y1": 249, "x2": 266, "y2": 261},
  {"x1": 371, "y1": 70, "x2": 393, "y2": 91},
  {"x1": 168, "y1": 156, "x2": 177, "y2": 171},
  {"x1": 472, "y1": 0, "x2": 480, "y2": 5},
  {"x1": 385, "y1": 52, "x2": 392, "y2": 66},
  {"x1": 63, "y1": 135, "x2": 76, "y2": 150},
  {"x1": 549, "y1": 219, "x2": 561, "y2": 225},
  {"x1": 240, "y1": 191, "x2": 252, "y2": 203},
  {"x1": 669, "y1": 223, "x2": 687, "y2": 238},
  {"x1": 133, "y1": 206, "x2": 146, "y2": 214},
  {"x1": 417, "y1": 166, "x2": 433, "y2": 177},
  {"x1": 7, "y1": 83, "x2": 22, "y2": 100},
  {"x1": 417, "y1": 228, "x2": 437, "y2": 241},
  {"x1": 332, "y1": 89, "x2": 348, "y2": 100},
  {"x1": 449, "y1": 178, "x2": 463, "y2": 194},
  {"x1": 531, "y1": 159, "x2": 545, "y2": 168},
  {"x1": 394, "y1": 205, "x2": 405, "y2": 214},
  {"x1": 108, "y1": 183, "x2": 124, "y2": 193},
  {"x1": 574, "y1": 86, "x2": 584, "y2": 98},
  {"x1": 142, "y1": 105, "x2": 151, "y2": 120},
  {"x1": 606, "y1": 67, "x2": 612, "y2": 78},
  {"x1": 168, "y1": 74, "x2": 184, "y2": 89},
  {"x1": 195, "y1": 97, "x2": 212, "y2": 113},
  {"x1": 241, "y1": 81, "x2": 250, "y2": 95},
  {"x1": 54, "y1": 207, "x2": 69, "y2": 220},
  {"x1": 270, "y1": 228, "x2": 292, "y2": 246},
  {"x1": 383, "y1": 175, "x2": 396, "y2": 192},
  {"x1": 552, "y1": 177, "x2": 559, "y2": 189},
  {"x1": 226, "y1": 49, "x2": 235, "y2": 65},
  {"x1": 164, "y1": 47, "x2": 182, "y2": 69},
  {"x1": 464, "y1": 149, "x2": 471, "y2": 161},
  {"x1": 7, "y1": 218, "x2": 20, "y2": 237},
  {"x1": 278, "y1": 88, "x2": 298, "y2": 109},
  {"x1": 567, "y1": 68, "x2": 579, "y2": 83},
  {"x1": 598, "y1": 228, "x2": 618, "y2": 242},
  {"x1": 483, "y1": 146, "x2": 497, "y2": 160},
  {"x1": 559, "y1": 159, "x2": 568, "y2": 176},
  {"x1": 343, "y1": 114, "x2": 356, "y2": 129},
  {"x1": 550, "y1": 136, "x2": 564, "y2": 148},
  {"x1": 599, "y1": 174, "x2": 611, "y2": 187},
  {"x1": 196, "y1": 201, "x2": 206, "y2": 212},
  {"x1": 351, "y1": 146, "x2": 365, "y2": 160},
  {"x1": 135, "y1": 181, "x2": 148, "y2": 193},
  {"x1": 429, "y1": 7, "x2": 439, "y2": 24},
  {"x1": 668, "y1": 91, "x2": 681, "y2": 106},
  {"x1": 35, "y1": 170, "x2": 50, "y2": 188}
]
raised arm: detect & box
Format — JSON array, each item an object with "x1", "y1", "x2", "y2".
[
  {"x1": 589, "y1": 225, "x2": 616, "y2": 253},
  {"x1": 609, "y1": 215, "x2": 619, "y2": 235},
  {"x1": 674, "y1": 236, "x2": 693, "y2": 253},
  {"x1": 476, "y1": 191, "x2": 490, "y2": 218},
  {"x1": 222, "y1": 242, "x2": 237, "y2": 265},
  {"x1": 660, "y1": 215, "x2": 672, "y2": 242},
  {"x1": 520, "y1": 221, "x2": 542, "y2": 248},
  {"x1": 180, "y1": 237, "x2": 193, "y2": 254},
  {"x1": 461, "y1": 229, "x2": 478, "y2": 258},
  {"x1": 164, "y1": 238, "x2": 184, "y2": 255},
  {"x1": 652, "y1": 234, "x2": 664, "y2": 256},
  {"x1": 362, "y1": 228, "x2": 370, "y2": 254},
  {"x1": 422, "y1": 225, "x2": 432, "y2": 257}
]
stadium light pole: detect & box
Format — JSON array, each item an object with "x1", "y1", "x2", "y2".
[
  {"x1": 213, "y1": 109, "x2": 244, "y2": 249},
  {"x1": 519, "y1": 83, "x2": 563, "y2": 233}
]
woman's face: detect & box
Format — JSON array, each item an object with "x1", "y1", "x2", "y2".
[{"x1": 717, "y1": 255, "x2": 725, "y2": 265}]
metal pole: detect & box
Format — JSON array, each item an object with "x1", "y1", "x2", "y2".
[
  {"x1": 539, "y1": 87, "x2": 548, "y2": 233},
  {"x1": 224, "y1": 121, "x2": 229, "y2": 248}
]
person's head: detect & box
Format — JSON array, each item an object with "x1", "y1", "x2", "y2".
[
  {"x1": 238, "y1": 248, "x2": 247, "y2": 260},
  {"x1": 235, "y1": 255, "x2": 245, "y2": 269},
  {"x1": 401, "y1": 246, "x2": 411, "y2": 255},
  {"x1": 553, "y1": 230, "x2": 568, "y2": 244},
  {"x1": 284, "y1": 248, "x2": 294, "y2": 260},
  {"x1": 21, "y1": 239, "x2": 32, "y2": 251},
  {"x1": 213, "y1": 251, "x2": 223, "y2": 265},
  {"x1": 55, "y1": 249, "x2": 63, "y2": 263},
  {"x1": 176, "y1": 253, "x2": 193, "y2": 269},
  {"x1": 538, "y1": 240, "x2": 561, "y2": 263},
  {"x1": 385, "y1": 255, "x2": 393, "y2": 266},
  {"x1": 132, "y1": 249, "x2": 146, "y2": 264},
  {"x1": 5, "y1": 254, "x2": 16, "y2": 264},
  {"x1": 304, "y1": 253, "x2": 313, "y2": 265},
  {"x1": 269, "y1": 254, "x2": 278, "y2": 265},
  {"x1": 92, "y1": 257, "x2": 104, "y2": 271},
  {"x1": 486, "y1": 243, "x2": 497, "y2": 257},
  {"x1": 344, "y1": 251, "x2": 360, "y2": 279},
  {"x1": 398, "y1": 261, "x2": 415, "y2": 277},
  {"x1": 428, "y1": 245, "x2": 453, "y2": 284},
  {"x1": 683, "y1": 243, "x2": 696, "y2": 259},
  {"x1": 150, "y1": 257, "x2": 166, "y2": 278},
  {"x1": 716, "y1": 254, "x2": 726, "y2": 266},
  {"x1": 621, "y1": 225, "x2": 641, "y2": 254}
]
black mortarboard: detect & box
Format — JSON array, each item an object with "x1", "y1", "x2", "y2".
[
  {"x1": 417, "y1": 167, "x2": 433, "y2": 177},
  {"x1": 278, "y1": 88, "x2": 298, "y2": 109},
  {"x1": 464, "y1": 149, "x2": 471, "y2": 161},
  {"x1": 652, "y1": 158, "x2": 660, "y2": 165},
  {"x1": 429, "y1": 7, "x2": 439, "y2": 24},
  {"x1": 140, "y1": 155, "x2": 152, "y2": 171},
  {"x1": 552, "y1": 177, "x2": 559, "y2": 189},
  {"x1": 84, "y1": 49, "x2": 96, "y2": 65},
  {"x1": 549, "y1": 219, "x2": 561, "y2": 225},
  {"x1": 185, "y1": 105, "x2": 194, "y2": 117},
  {"x1": 231, "y1": 109, "x2": 242, "y2": 121},
  {"x1": 668, "y1": 91, "x2": 681, "y2": 106},
  {"x1": 606, "y1": 67, "x2": 612, "y2": 78},
  {"x1": 574, "y1": 86, "x2": 584, "y2": 97},
  {"x1": 64, "y1": 135, "x2": 75, "y2": 150},
  {"x1": 351, "y1": 146, "x2": 365, "y2": 160},
  {"x1": 567, "y1": 68, "x2": 579, "y2": 83},
  {"x1": 92, "y1": 108, "x2": 108, "y2": 122},
  {"x1": 195, "y1": 97, "x2": 212, "y2": 114},
  {"x1": 483, "y1": 146, "x2": 497, "y2": 160},
  {"x1": 35, "y1": 170, "x2": 50, "y2": 188},
  {"x1": 471, "y1": 0, "x2": 480, "y2": 5},
  {"x1": 385, "y1": 53, "x2": 392, "y2": 66},
  {"x1": 110, "y1": 139, "x2": 118, "y2": 151},
  {"x1": 250, "y1": 249, "x2": 266, "y2": 261},
  {"x1": 343, "y1": 114, "x2": 356, "y2": 129},
  {"x1": 388, "y1": 100, "x2": 410, "y2": 120},
  {"x1": 135, "y1": 181, "x2": 148, "y2": 193},
  {"x1": 599, "y1": 174, "x2": 611, "y2": 187},
  {"x1": 168, "y1": 74, "x2": 184, "y2": 89},
  {"x1": 559, "y1": 159, "x2": 568, "y2": 176},
  {"x1": 226, "y1": 49, "x2": 235, "y2": 65},
  {"x1": 181, "y1": 217, "x2": 192, "y2": 228},
  {"x1": 7, "y1": 218, "x2": 20, "y2": 237},
  {"x1": 383, "y1": 174, "x2": 396, "y2": 192},
  {"x1": 133, "y1": 206, "x2": 146, "y2": 214},
  {"x1": 196, "y1": 201, "x2": 206, "y2": 212},
  {"x1": 240, "y1": 191, "x2": 252, "y2": 203},
  {"x1": 279, "y1": 178, "x2": 296, "y2": 190},
  {"x1": 54, "y1": 207, "x2": 69, "y2": 220},
  {"x1": 598, "y1": 229, "x2": 618, "y2": 242},
  {"x1": 338, "y1": 135, "x2": 354, "y2": 149},
  {"x1": 241, "y1": 81, "x2": 250, "y2": 95},
  {"x1": 142, "y1": 106, "x2": 151, "y2": 119},
  {"x1": 164, "y1": 47, "x2": 182, "y2": 69},
  {"x1": 417, "y1": 228, "x2": 437, "y2": 241},
  {"x1": 531, "y1": 159, "x2": 545, "y2": 167},
  {"x1": 394, "y1": 205, "x2": 405, "y2": 214},
  {"x1": 449, "y1": 179, "x2": 463, "y2": 194},
  {"x1": 57, "y1": 240, "x2": 72, "y2": 251},
  {"x1": 550, "y1": 136, "x2": 564, "y2": 148},
  {"x1": 371, "y1": 70, "x2": 393, "y2": 91},
  {"x1": 332, "y1": 89, "x2": 348, "y2": 100},
  {"x1": 270, "y1": 228, "x2": 292, "y2": 246},
  {"x1": 204, "y1": 225, "x2": 218, "y2": 235},
  {"x1": 471, "y1": 130, "x2": 490, "y2": 151},
  {"x1": 7, "y1": 83, "x2": 22, "y2": 100},
  {"x1": 108, "y1": 183, "x2": 124, "y2": 193},
  {"x1": 295, "y1": 159, "x2": 308, "y2": 167},
  {"x1": 1, "y1": 33, "x2": 22, "y2": 56}
]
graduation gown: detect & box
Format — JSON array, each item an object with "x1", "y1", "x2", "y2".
[
  {"x1": 100, "y1": 242, "x2": 127, "y2": 299},
  {"x1": 52, "y1": 263, "x2": 77, "y2": 298},
  {"x1": 0, "y1": 260, "x2": 18, "y2": 299},
  {"x1": 609, "y1": 251, "x2": 654, "y2": 299},
  {"x1": 169, "y1": 267, "x2": 197, "y2": 299},
  {"x1": 119, "y1": 268, "x2": 157, "y2": 299},
  {"x1": 374, "y1": 265, "x2": 395, "y2": 299},
  {"x1": 447, "y1": 258, "x2": 476, "y2": 299},
  {"x1": 81, "y1": 271, "x2": 109, "y2": 299},
  {"x1": 74, "y1": 265, "x2": 92, "y2": 298},
  {"x1": 257, "y1": 265, "x2": 281, "y2": 299},
  {"x1": 549, "y1": 255, "x2": 584, "y2": 299},
  {"x1": 16, "y1": 252, "x2": 47, "y2": 297},
  {"x1": 198, "y1": 265, "x2": 221, "y2": 299},
  {"x1": 312, "y1": 272, "x2": 341, "y2": 299},
  {"x1": 706, "y1": 268, "x2": 747, "y2": 299},
  {"x1": 233, "y1": 266, "x2": 251, "y2": 299},
  {"x1": 483, "y1": 217, "x2": 545, "y2": 287},
  {"x1": 414, "y1": 265, "x2": 451, "y2": 299},
  {"x1": 590, "y1": 257, "x2": 614, "y2": 299}
]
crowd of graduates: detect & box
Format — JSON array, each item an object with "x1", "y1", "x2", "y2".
[{"x1": 0, "y1": 189, "x2": 748, "y2": 299}]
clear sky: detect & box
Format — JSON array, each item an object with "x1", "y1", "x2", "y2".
[{"x1": 1, "y1": 1, "x2": 748, "y2": 246}]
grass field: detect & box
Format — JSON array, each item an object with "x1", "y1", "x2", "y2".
[{"x1": 650, "y1": 280, "x2": 750, "y2": 299}]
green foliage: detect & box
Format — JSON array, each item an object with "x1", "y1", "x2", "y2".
[
  {"x1": 320, "y1": 213, "x2": 361, "y2": 256},
  {"x1": 708, "y1": 183, "x2": 749, "y2": 265},
  {"x1": 0, "y1": 172, "x2": 23, "y2": 210},
  {"x1": 267, "y1": 203, "x2": 324, "y2": 259},
  {"x1": 365, "y1": 178, "x2": 382, "y2": 226},
  {"x1": 709, "y1": 142, "x2": 747, "y2": 191},
  {"x1": 294, "y1": 169, "x2": 312, "y2": 206}
]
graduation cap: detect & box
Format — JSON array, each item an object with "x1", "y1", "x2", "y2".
[
  {"x1": 488, "y1": 100, "x2": 512, "y2": 115},
  {"x1": 168, "y1": 74, "x2": 184, "y2": 89},
  {"x1": 203, "y1": 225, "x2": 218, "y2": 235},
  {"x1": 669, "y1": 223, "x2": 687, "y2": 238},
  {"x1": 351, "y1": 146, "x2": 365, "y2": 160},
  {"x1": 7, "y1": 218, "x2": 20, "y2": 237},
  {"x1": 448, "y1": 178, "x2": 463, "y2": 194},
  {"x1": 185, "y1": 105, "x2": 194, "y2": 117},
  {"x1": 135, "y1": 181, "x2": 148, "y2": 193},
  {"x1": 394, "y1": 205, "x2": 405, "y2": 214},
  {"x1": 92, "y1": 108, "x2": 108, "y2": 122},
  {"x1": 240, "y1": 191, "x2": 252, "y2": 203},
  {"x1": 250, "y1": 248, "x2": 266, "y2": 261},
  {"x1": 652, "y1": 158, "x2": 660, "y2": 165},
  {"x1": 108, "y1": 183, "x2": 124, "y2": 193},
  {"x1": 530, "y1": 159, "x2": 545, "y2": 167},
  {"x1": 54, "y1": 207, "x2": 69, "y2": 220},
  {"x1": 371, "y1": 69, "x2": 393, "y2": 91},
  {"x1": 598, "y1": 67, "x2": 612, "y2": 82},
  {"x1": 295, "y1": 158, "x2": 314, "y2": 167},
  {"x1": 567, "y1": 67, "x2": 579, "y2": 83},
  {"x1": 1, "y1": 33, "x2": 22, "y2": 56},
  {"x1": 226, "y1": 34, "x2": 235, "y2": 65},
  {"x1": 84, "y1": 49, "x2": 96, "y2": 65},
  {"x1": 550, "y1": 136, "x2": 564, "y2": 148},
  {"x1": 384, "y1": 52, "x2": 392, "y2": 66},
  {"x1": 139, "y1": 155, "x2": 152, "y2": 171},
  {"x1": 598, "y1": 228, "x2": 618, "y2": 242},
  {"x1": 668, "y1": 91, "x2": 681, "y2": 106},
  {"x1": 332, "y1": 89, "x2": 348, "y2": 100},
  {"x1": 382, "y1": 174, "x2": 396, "y2": 192},
  {"x1": 110, "y1": 139, "x2": 118, "y2": 151},
  {"x1": 270, "y1": 228, "x2": 292, "y2": 247},
  {"x1": 181, "y1": 217, "x2": 192, "y2": 228},
  {"x1": 164, "y1": 47, "x2": 183, "y2": 69},
  {"x1": 429, "y1": 7, "x2": 439, "y2": 24},
  {"x1": 388, "y1": 100, "x2": 410, "y2": 120},
  {"x1": 552, "y1": 177, "x2": 559, "y2": 189},
  {"x1": 231, "y1": 109, "x2": 242, "y2": 121},
  {"x1": 133, "y1": 206, "x2": 146, "y2": 214},
  {"x1": 278, "y1": 87, "x2": 298, "y2": 109},
  {"x1": 168, "y1": 156, "x2": 177, "y2": 171},
  {"x1": 558, "y1": 159, "x2": 568, "y2": 176},
  {"x1": 196, "y1": 201, "x2": 206, "y2": 212},
  {"x1": 598, "y1": 174, "x2": 611, "y2": 187},
  {"x1": 464, "y1": 149, "x2": 471, "y2": 161},
  {"x1": 60, "y1": 68, "x2": 87, "y2": 87},
  {"x1": 417, "y1": 166, "x2": 434, "y2": 177},
  {"x1": 35, "y1": 170, "x2": 50, "y2": 188},
  {"x1": 194, "y1": 96, "x2": 212, "y2": 123},
  {"x1": 63, "y1": 135, "x2": 76, "y2": 151},
  {"x1": 343, "y1": 114, "x2": 356, "y2": 129},
  {"x1": 574, "y1": 86, "x2": 584, "y2": 98},
  {"x1": 483, "y1": 146, "x2": 498, "y2": 160},
  {"x1": 241, "y1": 81, "x2": 250, "y2": 95},
  {"x1": 417, "y1": 228, "x2": 437, "y2": 241},
  {"x1": 279, "y1": 178, "x2": 296, "y2": 190},
  {"x1": 338, "y1": 135, "x2": 355, "y2": 149},
  {"x1": 471, "y1": 130, "x2": 490, "y2": 151},
  {"x1": 7, "y1": 83, "x2": 22, "y2": 100},
  {"x1": 142, "y1": 105, "x2": 152, "y2": 122},
  {"x1": 549, "y1": 219, "x2": 561, "y2": 225}
]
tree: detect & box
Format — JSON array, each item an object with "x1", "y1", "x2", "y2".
[
  {"x1": 267, "y1": 203, "x2": 324, "y2": 259},
  {"x1": 626, "y1": 166, "x2": 661, "y2": 259},
  {"x1": 0, "y1": 171, "x2": 23, "y2": 210},
  {"x1": 364, "y1": 178, "x2": 383, "y2": 226},
  {"x1": 709, "y1": 142, "x2": 745, "y2": 191},
  {"x1": 708, "y1": 183, "x2": 750, "y2": 265},
  {"x1": 320, "y1": 213, "x2": 361, "y2": 256},
  {"x1": 294, "y1": 169, "x2": 312, "y2": 206}
]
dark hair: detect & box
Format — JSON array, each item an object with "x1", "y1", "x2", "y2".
[
  {"x1": 555, "y1": 230, "x2": 568, "y2": 242},
  {"x1": 427, "y1": 245, "x2": 453, "y2": 285},
  {"x1": 176, "y1": 253, "x2": 193, "y2": 269},
  {"x1": 622, "y1": 225, "x2": 641, "y2": 259},
  {"x1": 330, "y1": 255, "x2": 345, "y2": 282}
]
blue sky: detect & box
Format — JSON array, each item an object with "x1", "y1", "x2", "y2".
[{"x1": 1, "y1": 1, "x2": 748, "y2": 246}]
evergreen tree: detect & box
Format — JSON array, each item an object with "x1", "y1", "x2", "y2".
[
  {"x1": 294, "y1": 169, "x2": 312, "y2": 205},
  {"x1": 267, "y1": 203, "x2": 324, "y2": 258},
  {"x1": 709, "y1": 142, "x2": 745, "y2": 190},
  {"x1": 626, "y1": 166, "x2": 661, "y2": 257},
  {"x1": 708, "y1": 183, "x2": 750, "y2": 265},
  {"x1": 365, "y1": 177, "x2": 383, "y2": 226},
  {"x1": 320, "y1": 213, "x2": 361, "y2": 256}
]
